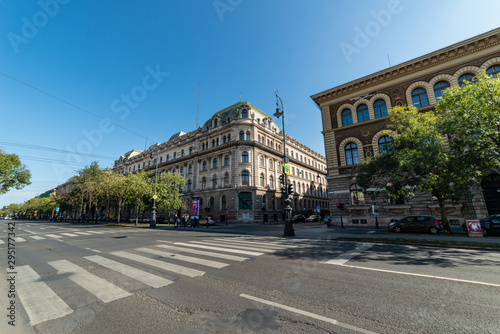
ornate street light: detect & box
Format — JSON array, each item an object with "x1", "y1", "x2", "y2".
[
  {"x1": 150, "y1": 149, "x2": 159, "y2": 228},
  {"x1": 274, "y1": 91, "x2": 294, "y2": 237}
]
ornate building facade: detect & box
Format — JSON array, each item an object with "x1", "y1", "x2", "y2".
[
  {"x1": 113, "y1": 102, "x2": 328, "y2": 223},
  {"x1": 312, "y1": 28, "x2": 500, "y2": 226}
]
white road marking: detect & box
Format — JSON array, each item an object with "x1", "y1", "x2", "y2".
[
  {"x1": 87, "y1": 231, "x2": 105, "y2": 234},
  {"x1": 15, "y1": 265, "x2": 73, "y2": 325},
  {"x1": 136, "y1": 247, "x2": 229, "y2": 269},
  {"x1": 0, "y1": 240, "x2": 4, "y2": 244},
  {"x1": 16, "y1": 237, "x2": 26, "y2": 242},
  {"x1": 156, "y1": 244, "x2": 249, "y2": 262},
  {"x1": 85, "y1": 248, "x2": 102, "y2": 253},
  {"x1": 190, "y1": 240, "x2": 277, "y2": 253},
  {"x1": 111, "y1": 251, "x2": 205, "y2": 277},
  {"x1": 46, "y1": 234, "x2": 60, "y2": 238},
  {"x1": 323, "y1": 244, "x2": 373, "y2": 265},
  {"x1": 30, "y1": 236, "x2": 45, "y2": 240},
  {"x1": 338, "y1": 264, "x2": 500, "y2": 288},
  {"x1": 75, "y1": 232, "x2": 93, "y2": 235},
  {"x1": 240, "y1": 294, "x2": 378, "y2": 334},
  {"x1": 48, "y1": 259, "x2": 131, "y2": 303},
  {"x1": 213, "y1": 238, "x2": 297, "y2": 249},
  {"x1": 84, "y1": 255, "x2": 173, "y2": 288},
  {"x1": 60, "y1": 233, "x2": 78, "y2": 237},
  {"x1": 173, "y1": 242, "x2": 264, "y2": 256}
]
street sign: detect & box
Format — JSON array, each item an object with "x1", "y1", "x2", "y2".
[
  {"x1": 283, "y1": 164, "x2": 290, "y2": 175},
  {"x1": 56, "y1": 207, "x2": 60, "y2": 212},
  {"x1": 282, "y1": 157, "x2": 289, "y2": 164},
  {"x1": 372, "y1": 205, "x2": 379, "y2": 215}
]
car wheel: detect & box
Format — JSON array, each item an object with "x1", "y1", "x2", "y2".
[
  {"x1": 394, "y1": 226, "x2": 402, "y2": 233},
  {"x1": 483, "y1": 229, "x2": 489, "y2": 236},
  {"x1": 429, "y1": 227, "x2": 438, "y2": 234}
]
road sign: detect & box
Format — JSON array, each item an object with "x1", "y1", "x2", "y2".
[
  {"x1": 282, "y1": 157, "x2": 289, "y2": 164},
  {"x1": 372, "y1": 205, "x2": 379, "y2": 215},
  {"x1": 56, "y1": 207, "x2": 60, "y2": 212},
  {"x1": 283, "y1": 164, "x2": 290, "y2": 175}
]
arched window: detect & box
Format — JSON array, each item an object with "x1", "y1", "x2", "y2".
[
  {"x1": 173, "y1": 152, "x2": 177, "y2": 159},
  {"x1": 180, "y1": 167, "x2": 184, "y2": 176},
  {"x1": 345, "y1": 143, "x2": 359, "y2": 166},
  {"x1": 223, "y1": 135, "x2": 227, "y2": 144},
  {"x1": 373, "y1": 99, "x2": 387, "y2": 118},
  {"x1": 242, "y1": 109, "x2": 248, "y2": 118},
  {"x1": 269, "y1": 175, "x2": 274, "y2": 189},
  {"x1": 188, "y1": 164, "x2": 192, "y2": 174},
  {"x1": 159, "y1": 157, "x2": 163, "y2": 164},
  {"x1": 213, "y1": 158, "x2": 218, "y2": 169},
  {"x1": 458, "y1": 73, "x2": 475, "y2": 87},
  {"x1": 269, "y1": 159, "x2": 274, "y2": 169},
  {"x1": 241, "y1": 171, "x2": 249, "y2": 186},
  {"x1": 378, "y1": 136, "x2": 393, "y2": 155},
  {"x1": 181, "y1": 149, "x2": 184, "y2": 157},
  {"x1": 246, "y1": 131, "x2": 250, "y2": 140},
  {"x1": 487, "y1": 65, "x2": 500, "y2": 77},
  {"x1": 209, "y1": 196, "x2": 215, "y2": 210},
  {"x1": 260, "y1": 155, "x2": 264, "y2": 166},
  {"x1": 214, "y1": 119, "x2": 218, "y2": 127},
  {"x1": 202, "y1": 161, "x2": 207, "y2": 171},
  {"x1": 227, "y1": 134, "x2": 231, "y2": 142},
  {"x1": 212, "y1": 139, "x2": 215, "y2": 147},
  {"x1": 411, "y1": 88, "x2": 429, "y2": 108},
  {"x1": 187, "y1": 179, "x2": 192, "y2": 191},
  {"x1": 212, "y1": 175, "x2": 218, "y2": 188},
  {"x1": 239, "y1": 131, "x2": 244, "y2": 140},
  {"x1": 433, "y1": 81, "x2": 450, "y2": 100},
  {"x1": 189, "y1": 147, "x2": 193, "y2": 155},
  {"x1": 350, "y1": 184, "x2": 364, "y2": 205},
  {"x1": 242, "y1": 151, "x2": 249, "y2": 163},
  {"x1": 199, "y1": 197, "x2": 203, "y2": 209},
  {"x1": 224, "y1": 173, "x2": 229, "y2": 187},
  {"x1": 221, "y1": 196, "x2": 227, "y2": 210},
  {"x1": 224, "y1": 155, "x2": 229, "y2": 166},
  {"x1": 341, "y1": 109, "x2": 353, "y2": 126},
  {"x1": 260, "y1": 173, "x2": 265, "y2": 187},
  {"x1": 298, "y1": 183, "x2": 301, "y2": 194},
  {"x1": 356, "y1": 104, "x2": 369, "y2": 122},
  {"x1": 201, "y1": 177, "x2": 207, "y2": 190}
]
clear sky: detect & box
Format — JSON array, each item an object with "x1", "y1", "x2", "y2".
[{"x1": 1, "y1": 0, "x2": 499, "y2": 207}]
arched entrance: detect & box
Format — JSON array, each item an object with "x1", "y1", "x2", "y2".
[{"x1": 482, "y1": 174, "x2": 500, "y2": 215}]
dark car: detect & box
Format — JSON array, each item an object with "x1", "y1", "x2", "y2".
[
  {"x1": 291, "y1": 214, "x2": 306, "y2": 223},
  {"x1": 479, "y1": 215, "x2": 500, "y2": 235},
  {"x1": 388, "y1": 216, "x2": 442, "y2": 234},
  {"x1": 306, "y1": 215, "x2": 321, "y2": 222}
]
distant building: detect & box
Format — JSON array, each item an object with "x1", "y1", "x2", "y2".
[
  {"x1": 113, "y1": 102, "x2": 328, "y2": 223},
  {"x1": 311, "y1": 28, "x2": 500, "y2": 226}
]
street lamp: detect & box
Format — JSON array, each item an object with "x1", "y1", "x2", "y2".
[
  {"x1": 274, "y1": 91, "x2": 294, "y2": 237},
  {"x1": 150, "y1": 149, "x2": 159, "y2": 228}
]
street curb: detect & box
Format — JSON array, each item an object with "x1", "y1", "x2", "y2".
[{"x1": 335, "y1": 238, "x2": 500, "y2": 251}]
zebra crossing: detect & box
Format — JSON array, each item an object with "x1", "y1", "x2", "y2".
[
  {"x1": 0, "y1": 228, "x2": 149, "y2": 245},
  {"x1": 6, "y1": 236, "x2": 300, "y2": 326}
]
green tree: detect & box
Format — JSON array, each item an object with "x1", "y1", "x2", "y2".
[
  {"x1": 0, "y1": 150, "x2": 31, "y2": 194},
  {"x1": 155, "y1": 172, "x2": 185, "y2": 215},
  {"x1": 437, "y1": 71, "x2": 500, "y2": 173},
  {"x1": 357, "y1": 105, "x2": 480, "y2": 234},
  {"x1": 125, "y1": 171, "x2": 152, "y2": 225}
]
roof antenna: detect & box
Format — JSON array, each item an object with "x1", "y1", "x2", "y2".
[
  {"x1": 387, "y1": 53, "x2": 392, "y2": 67},
  {"x1": 196, "y1": 82, "x2": 200, "y2": 128}
]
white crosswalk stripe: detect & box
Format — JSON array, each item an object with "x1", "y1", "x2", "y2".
[
  {"x1": 323, "y1": 244, "x2": 373, "y2": 265},
  {"x1": 30, "y1": 235, "x2": 46, "y2": 240},
  {"x1": 60, "y1": 233, "x2": 78, "y2": 237},
  {"x1": 111, "y1": 250, "x2": 205, "y2": 277},
  {"x1": 15, "y1": 265, "x2": 73, "y2": 325},
  {"x1": 16, "y1": 237, "x2": 26, "y2": 242},
  {"x1": 188, "y1": 240, "x2": 276, "y2": 253},
  {"x1": 46, "y1": 234, "x2": 61, "y2": 238},
  {"x1": 136, "y1": 247, "x2": 229, "y2": 269},
  {"x1": 212, "y1": 238, "x2": 298, "y2": 249},
  {"x1": 173, "y1": 242, "x2": 264, "y2": 256},
  {"x1": 48, "y1": 259, "x2": 132, "y2": 303},
  {"x1": 75, "y1": 231, "x2": 93, "y2": 235},
  {"x1": 0, "y1": 240, "x2": 4, "y2": 244},
  {"x1": 156, "y1": 244, "x2": 249, "y2": 262},
  {"x1": 84, "y1": 255, "x2": 174, "y2": 288}
]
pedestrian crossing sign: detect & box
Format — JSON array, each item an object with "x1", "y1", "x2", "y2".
[{"x1": 283, "y1": 164, "x2": 290, "y2": 175}]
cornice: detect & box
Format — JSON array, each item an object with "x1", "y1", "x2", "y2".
[{"x1": 311, "y1": 28, "x2": 500, "y2": 106}]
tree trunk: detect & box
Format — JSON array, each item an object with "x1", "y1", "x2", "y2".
[
  {"x1": 135, "y1": 204, "x2": 140, "y2": 226},
  {"x1": 438, "y1": 198, "x2": 452, "y2": 235}
]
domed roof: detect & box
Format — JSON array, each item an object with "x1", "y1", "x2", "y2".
[{"x1": 201, "y1": 102, "x2": 280, "y2": 131}]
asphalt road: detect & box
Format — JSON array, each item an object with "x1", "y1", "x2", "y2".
[{"x1": 1, "y1": 220, "x2": 499, "y2": 333}]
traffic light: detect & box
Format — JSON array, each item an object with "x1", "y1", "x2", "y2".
[
  {"x1": 288, "y1": 183, "x2": 294, "y2": 194},
  {"x1": 280, "y1": 186, "x2": 286, "y2": 194},
  {"x1": 279, "y1": 174, "x2": 285, "y2": 185},
  {"x1": 337, "y1": 203, "x2": 344, "y2": 210}
]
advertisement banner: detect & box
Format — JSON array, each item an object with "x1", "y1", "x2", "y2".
[
  {"x1": 192, "y1": 200, "x2": 199, "y2": 216},
  {"x1": 466, "y1": 220, "x2": 483, "y2": 238}
]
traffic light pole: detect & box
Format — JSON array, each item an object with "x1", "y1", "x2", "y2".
[{"x1": 275, "y1": 91, "x2": 294, "y2": 237}]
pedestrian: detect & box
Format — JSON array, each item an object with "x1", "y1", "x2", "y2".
[{"x1": 174, "y1": 215, "x2": 179, "y2": 229}]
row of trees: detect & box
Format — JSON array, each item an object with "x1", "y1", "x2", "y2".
[
  {"x1": 2, "y1": 162, "x2": 186, "y2": 225},
  {"x1": 357, "y1": 72, "x2": 500, "y2": 234}
]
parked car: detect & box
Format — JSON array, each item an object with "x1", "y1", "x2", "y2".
[
  {"x1": 388, "y1": 216, "x2": 442, "y2": 234},
  {"x1": 306, "y1": 215, "x2": 321, "y2": 222},
  {"x1": 199, "y1": 217, "x2": 216, "y2": 226},
  {"x1": 291, "y1": 214, "x2": 306, "y2": 223}
]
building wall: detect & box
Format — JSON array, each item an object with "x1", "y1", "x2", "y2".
[
  {"x1": 312, "y1": 28, "x2": 500, "y2": 226},
  {"x1": 113, "y1": 102, "x2": 328, "y2": 223}
]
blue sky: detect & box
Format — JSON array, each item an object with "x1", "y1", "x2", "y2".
[{"x1": 1, "y1": 0, "x2": 499, "y2": 207}]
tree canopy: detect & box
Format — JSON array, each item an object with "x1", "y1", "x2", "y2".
[{"x1": 0, "y1": 150, "x2": 31, "y2": 195}]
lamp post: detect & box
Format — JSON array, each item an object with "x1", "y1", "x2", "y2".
[
  {"x1": 274, "y1": 91, "x2": 294, "y2": 237},
  {"x1": 150, "y1": 149, "x2": 159, "y2": 228}
]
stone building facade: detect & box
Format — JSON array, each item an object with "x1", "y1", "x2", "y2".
[
  {"x1": 311, "y1": 28, "x2": 500, "y2": 226},
  {"x1": 113, "y1": 102, "x2": 328, "y2": 223}
]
